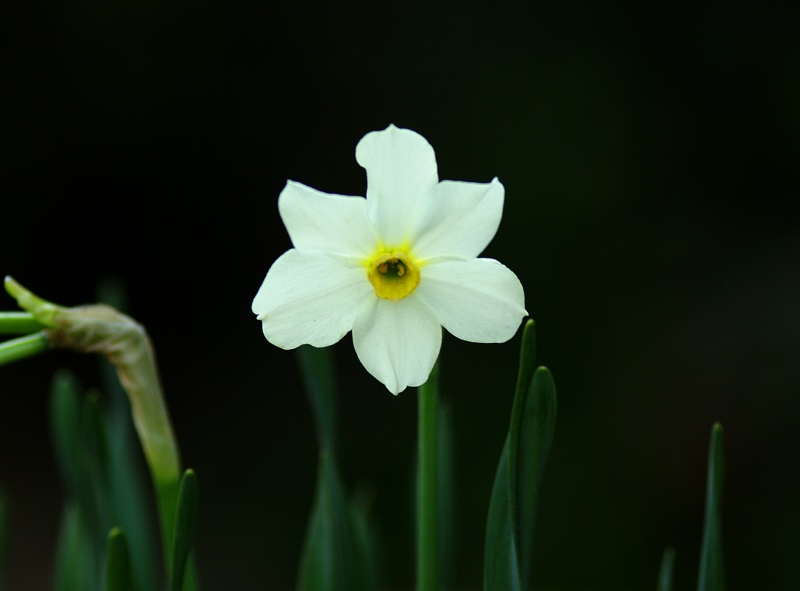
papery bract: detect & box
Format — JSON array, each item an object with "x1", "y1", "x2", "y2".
[{"x1": 252, "y1": 125, "x2": 526, "y2": 394}]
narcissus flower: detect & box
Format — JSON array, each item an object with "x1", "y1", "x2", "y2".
[{"x1": 252, "y1": 125, "x2": 526, "y2": 394}]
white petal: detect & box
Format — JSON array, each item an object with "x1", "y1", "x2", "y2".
[
  {"x1": 416, "y1": 258, "x2": 526, "y2": 343},
  {"x1": 351, "y1": 294, "x2": 442, "y2": 395},
  {"x1": 278, "y1": 181, "x2": 377, "y2": 258},
  {"x1": 411, "y1": 178, "x2": 505, "y2": 260},
  {"x1": 355, "y1": 125, "x2": 439, "y2": 245},
  {"x1": 252, "y1": 249, "x2": 372, "y2": 349}
]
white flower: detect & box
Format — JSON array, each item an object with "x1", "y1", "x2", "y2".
[{"x1": 252, "y1": 125, "x2": 526, "y2": 394}]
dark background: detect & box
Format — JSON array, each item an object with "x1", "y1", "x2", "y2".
[{"x1": 3, "y1": 2, "x2": 800, "y2": 589}]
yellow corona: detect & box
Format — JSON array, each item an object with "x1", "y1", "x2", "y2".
[{"x1": 366, "y1": 250, "x2": 421, "y2": 300}]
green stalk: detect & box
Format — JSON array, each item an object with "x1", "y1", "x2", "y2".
[
  {"x1": 0, "y1": 312, "x2": 45, "y2": 334},
  {"x1": 417, "y1": 362, "x2": 439, "y2": 591},
  {"x1": 0, "y1": 331, "x2": 49, "y2": 366}
]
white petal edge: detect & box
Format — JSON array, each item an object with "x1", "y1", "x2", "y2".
[
  {"x1": 411, "y1": 177, "x2": 505, "y2": 260},
  {"x1": 252, "y1": 249, "x2": 373, "y2": 349},
  {"x1": 278, "y1": 181, "x2": 377, "y2": 259},
  {"x1": 351, "y1": 293, "x2": 442, "y2": 395},
  {"x1": 416, "y1": 258, "x2": 526, "y2": 343},
  {"x1": 355, "y1": 125, "x2": 439, "y2": 246}
]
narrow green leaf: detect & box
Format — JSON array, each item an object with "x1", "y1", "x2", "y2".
[
  {"x1": 514, "y1": 367, "x2": 557, "y2": 588},
  {"x1": 297, "y1": 460, "x2": 335, "y2": 591},
  {"x1": 0, "y1": 312, "x2": 44, "y2": 334},
  {"x1": 0, "y1": 491, "x2": 7, "y2": 591},
  {"x1": 698, "y1": 423, "x2": 724, "y2": 591},
  {"x1": 658, "y1": 547, "x2": 675, "y2": 591},
  {"x1": 171, "y1": 470, "x2": 199, "y2": 591},
  {"x1": 79, "y1": 393, "x2": 114, "y2": 558},
  {"x1": 297, "y1": 345, "x2": 337, "y2": 454},
  {"x1": 106, "y1": 527, "x2": 133, "y2": 591},
  {"x1": 507, "y1": 320, "x2": 536, "y2": 551},
  {"x1": 514, "y1": 320, "x2": 537, "y2": 403},
  {"x1": 297, "y1": 452, "x2": 370, "y2": 591},
  {"x1": 0, "y1": 331, "x2": 48, "y2": 366},
  {"x1": 349, "y1": 491, "x2": 379, "y2": 591},
  {"x1": 483, "y1": 439, "x2": 521, "y2": 591},
  {"x1": 485, "y1": 321, "x2": 557, "y2": 591},
  {"x1": 54, "y1": 502, "x2": 95, "y2": 591},
  {"x1": 49, "y1": 371, "x2": 83, "y2": 499}
]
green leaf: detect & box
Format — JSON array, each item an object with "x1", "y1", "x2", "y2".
[
  {"x1": 349, "y1": 491, "x2": 379, "y2": 591},
  {"x1": 507, "y1": 320, "x2": 536, "y2": 549},
  {"x1": 698, "y1": 423, "x2": 724, "y2": 591},
  {"x1": 297, "y1": 345, "x2": 337, "y2": 454},
  {"x1": 106, "y1": 527, "x2": 133, "y2": 591},
  {"x1": 514, "y1": 367, "x2": 556, "y2": 588},
  {"x1": 0, "y1": 331, "x2": 48, "y2": 366},
  {"x1": 484, "y1": 438, "x2": 521, "y2": 591},
  {"x1": 79, "y1": 393, "x2": 114, "y2": 558},
  {"x1": 297, "y1": 451, "x2": 370, "y2": 591},
  {"x1": 49, "y1": 371, "x2": 83, "y2": 499},
  {"x1": 658, "y1": 547, "x2": 675, "y2": 591},
  {"x1": 0, "y1": 312, "x2": 44, "y2": 334},
  {"x1": 485, "y1": 320, "x2": 557, "y2": 591},
  {"x1": 54, "y1": 502, "x2": 95, "y2": 591},
  {"x1": 170, "y1": 470, "x2": 199, "y2": 591}
]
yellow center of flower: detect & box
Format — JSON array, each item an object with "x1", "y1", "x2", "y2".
[{"x1": 366, "y1": 250, "x2": 421, "y2": 300}]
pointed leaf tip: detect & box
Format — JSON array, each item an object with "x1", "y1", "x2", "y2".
[
  {"x1": 658, "y1": 546, "x2": 675, "y2": 591},
  {"x1": 106, "y1": 527, "x2": 133, "y2": 591},
  {"x1": 698, "y1": 422, "x2": 724, "y2": 591},
  {"x1": 171, "y1": 469, "x2": 199, "y2": 591}
]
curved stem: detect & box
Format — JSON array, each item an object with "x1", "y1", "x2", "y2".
[{"x1": 0, "y1": 331, "x2": 49, "y2": 366}]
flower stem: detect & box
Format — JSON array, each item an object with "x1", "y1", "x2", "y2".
[
  {"x1": 417, "y1": 361, "x2": 439, "y2": 591},
  {"x1": 0, "y1": 331, "x2": 49, "y2": 366},
  {"x1": 0, "y1": 312, "x2": 45, "y2": 335}
]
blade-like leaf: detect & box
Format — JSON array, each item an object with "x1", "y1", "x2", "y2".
[
  {"x1": 297, "y1": 345, "x2": 337, "y2": 455},
  {"x1": 484, "y1": 439, "x2": 521, "y2": 591},
  {"x1": 49, "y1": 371, "x2": 83, "y2": 500},
  {"x1": 485, "y1": 320, "x2": 557, "y2": 591},
  {"x1": 297, "y1": 452, "x2": 370, "y2": 591},
  {"x1": 658, "y1": 546, "x2": 675, "y2": 591},
  {"x1": 171, "y1": 470, "x2": 199, "y2": 591},
  {"x1": 54, "y1": 502, "x2": 95, "y2": 591},
  {"x1": 349, "y1": 491, "x2": 379, "y2": 591},
  {"x1": 79, "y1": 393, "x2": 114, "y2": 559},
  {"x1": 698, "y1": 423, "x2": 724, "y2": 591},
  {"x1": 297, "y1": 461, "x2": 334, "y2": 591},
  {"x1": 105, "y1": 527, "x2": 133, "y2": 591},
  {"x1": 515, "y1": 367, "x2": 557, "y2": 588},
  {"x1": 507, "y1": 320, "x2": 536, "y2": 550}
]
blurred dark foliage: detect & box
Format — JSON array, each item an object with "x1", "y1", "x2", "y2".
[{"x1": 3, "y1": 2, "x2": 799, "y2": 589}]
